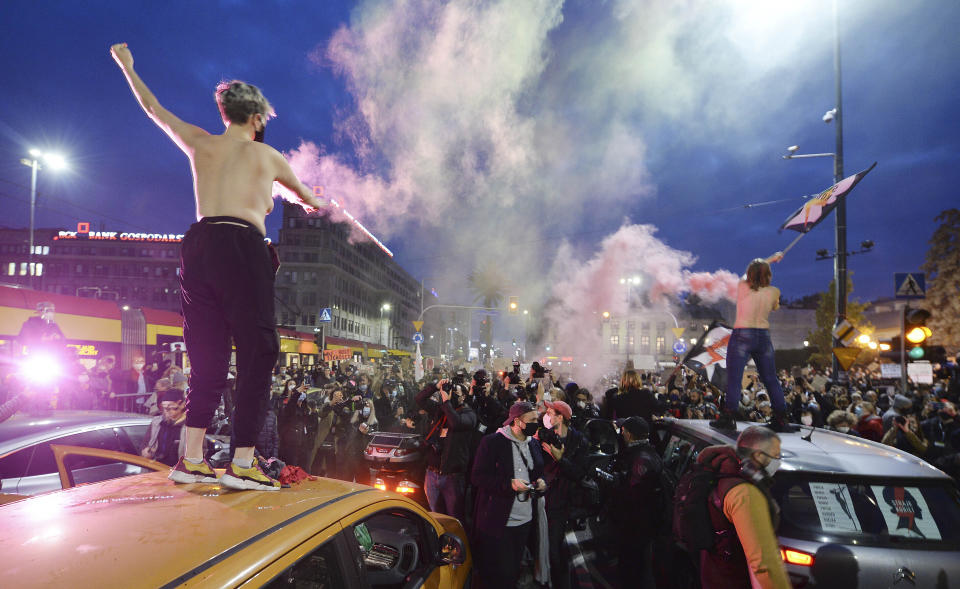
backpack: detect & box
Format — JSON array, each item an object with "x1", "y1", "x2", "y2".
[{"x1": 672, "y1": 462, "x2": 741, "y2": 551}]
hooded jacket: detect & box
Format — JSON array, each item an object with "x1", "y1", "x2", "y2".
[
  {"x1": 697, "y1": 445, "x2": 790, "y2": 589},
  {"x1": 471, "y1": 426, "x2": 545, "y2": 538}
]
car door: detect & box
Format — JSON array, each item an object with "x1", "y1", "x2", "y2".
[
  {"x1": 341, "y1": 503, "x2": 450, "y2": 589},
  {"x1": 0, "y1": 426, "x2": 133, "y2": 495}
]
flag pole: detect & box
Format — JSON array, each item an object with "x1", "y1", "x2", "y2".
[{"x1": 781, "y1": 232, "x2": 806, "y2": 255}]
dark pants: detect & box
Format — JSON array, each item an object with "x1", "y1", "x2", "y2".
[
  {"x1": 725, "y1": 328, "x2": 786, "y2": 413},
  {"x1": 547, "y1": 510, "x2": 571, "y2": 589},
  {"x1": 425, "y1": 469, "x2": 465, "y2": 521},
  {"x1": 473, "y1": 522, "x2": 532, "y2": 589},
  {"x1": 180, "y1": 217, "x2": 279, "y2": 448}
]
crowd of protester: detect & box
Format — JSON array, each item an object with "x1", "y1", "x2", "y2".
[{"x1": 3, "y1": 336, "x2": 959, "y2": 587}]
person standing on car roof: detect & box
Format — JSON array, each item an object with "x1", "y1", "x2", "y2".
[
  {"x1": 711, "y1": 254, "x2": 797, "y2": 433},
  {"x1": 416, "y1": 377, "x2": 476, "y2": 521},
  {"x1": 697, "y1": 426, "x2": 791, "y2": 589}
]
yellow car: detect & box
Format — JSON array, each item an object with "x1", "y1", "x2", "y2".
[{"x1": 1, "y1": 445, "x2": 471, "y2": 588}]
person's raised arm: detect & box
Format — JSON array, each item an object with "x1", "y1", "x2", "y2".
[
  {"x1": 110, "y1": 43, "x2": 208, "y2": 155},
  {"x1": 272, "y1": 151, "x2": 324, "y2": 212},
  {"x1": 764, "y1": 251, "x2": 784, "y2": 264}
]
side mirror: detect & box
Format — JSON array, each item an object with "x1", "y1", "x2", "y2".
[{"x1": 437, "y1": 533, "x2": 466, "y2": 566}]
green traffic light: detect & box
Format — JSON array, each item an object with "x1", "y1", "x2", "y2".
[{"x1": 908, "y1": 346, "x2": 925, "y2": 360}]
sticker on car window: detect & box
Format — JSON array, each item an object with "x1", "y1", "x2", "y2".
[
  {"x1": 870, "y1": 485, "x2": 942, "y2": 540},
  {"x1": 809, "y1": 482, "x2": 862, "y2": 533},
  {"x1": 354, "y1": 523, "x2": 373, "y2": 554}
]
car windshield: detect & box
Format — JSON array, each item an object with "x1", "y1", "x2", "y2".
[{"x1": 771, "y1": 473, "x2": 960, "y2": 549}]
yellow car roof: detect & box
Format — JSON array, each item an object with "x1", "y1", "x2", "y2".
[{"x1": 0, "y1": 471, "x2": 395, "y2": 588}]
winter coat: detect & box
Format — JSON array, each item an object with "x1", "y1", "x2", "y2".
[{"x1": 471, "y1": 427, "x2": 545, "y2": 538}]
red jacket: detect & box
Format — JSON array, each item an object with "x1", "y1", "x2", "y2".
[{"x1": 857, "y1": 414, "x2": 883, "y2": 442}]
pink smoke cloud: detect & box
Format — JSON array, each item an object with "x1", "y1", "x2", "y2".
[{"x1": 544, "y1": 223, "x2": 739, "y2": 386}]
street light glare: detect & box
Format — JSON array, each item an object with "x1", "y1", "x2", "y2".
[
  {"x1": 381, "y1": 303, "x2": 391, "y2": 311},
  {"x1": 44, "y1": 152, "x2": 68, "y2": 170},
  {"x1": 29, "y1": 148, "x2": 42, "y2": 157}
]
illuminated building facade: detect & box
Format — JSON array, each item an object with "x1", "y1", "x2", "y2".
[
  {"x1": 0, "y1": 224, "x2": 182, "y2": 312},
  {"x1": 0, "y1": 209, "x2": 422, "y2": 357},
  {"x1": 275, "y1": 202, "x2": 421, "y2": 353}
]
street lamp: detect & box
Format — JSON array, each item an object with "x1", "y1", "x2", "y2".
[
  {"x1": 379, "y1": 303, "x2": 391, "y2": 347},
  {"x1": 781, "y1": 0, "x2": 848, "y2": 379},
  {"x1": 21, "y1": 148, "x2": 68, "y2": 288}
]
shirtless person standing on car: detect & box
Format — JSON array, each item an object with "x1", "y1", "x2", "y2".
[{"x1": 111, "y1": 42, "x2": 322, "y2": 490}]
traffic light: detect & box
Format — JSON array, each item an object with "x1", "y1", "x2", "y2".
[
  {"x1": 313, "y1": 328, "x2": 322, "y2": 348},
  {"x1": 508, "y1": 296, "x2": 519, "y2": 314},
  {"x1": 904, "y1": 307, "x2": 932, "y2": 361}
]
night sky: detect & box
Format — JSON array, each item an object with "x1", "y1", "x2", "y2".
[{"x1": 1, "y1": 0, "x2": 958, "y2": 310}]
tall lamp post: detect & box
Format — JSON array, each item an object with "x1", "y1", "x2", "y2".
[
  {"x1": 782, "y1": 0, "x2": 846, "y2": 379},
  {"x1": 379, "y1": 303, "x2": 391, "y2": 349},
  {"x1": 20, "y1": 149, "x2": 68, "y2": 289}
]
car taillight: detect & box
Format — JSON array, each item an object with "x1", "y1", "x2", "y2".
[
  {"x1": 366, "y1": 446, "x2": 375, "y2": 455},
  {"x1": 374, "y1": 478, "x2": 387, "y2": 491},
  {"x1": 396, "y1": 480, "x2": 419, "y2": 494},
  {"x1": 780, "y1": 547, "x2": 814, "y2": 567},
  {"x1": 395, "y1": 448, "x2": 411, "y2": 457}
]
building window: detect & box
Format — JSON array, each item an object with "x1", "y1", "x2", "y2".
[
  {"x1": 627, "y1": 335, "x2": 635, "y2": 352},
  {"x1": 609, "y1": 335, "x2": 619, "y2": 353},
  {"x1": 20, "y1": 262, "x2": 27, "y2": 276},
  {"x1": 627, "y1": 321, "x2": 635, "y2": 333},
  {"x1": 7, "y1": 262, "x2": 13, "y2": 276},
  {"x1": 641, "y1": 322, "x2": 649, "y2": 331},
  {"x1": 641, "y1": 335, "x2": 650, "y2": 354},
  {"x1": 656, "y1": 336, "x2": 666, "y2": 354},
  {"x1": 657, "y1": 322, "x2": 666, "y2": 334}
]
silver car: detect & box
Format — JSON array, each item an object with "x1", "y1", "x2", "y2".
[
  {"x1": 0, "y1": 410, "x2": 155, "y2": 496},
  {"x1": 655, "y1": 418, "x2": 960, "y2": 589}
]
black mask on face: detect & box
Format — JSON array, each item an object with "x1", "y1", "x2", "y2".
[
  {"x1": 254, "y1": 115, "x2": 265, "y2": 143},
  {"x1": 521, "y1": 421, "x2": 538, "y2": 437}
]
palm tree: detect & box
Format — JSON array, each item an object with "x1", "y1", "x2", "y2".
[{"x1": 468, "y1": 263, "x2": 508, "y2": 357}]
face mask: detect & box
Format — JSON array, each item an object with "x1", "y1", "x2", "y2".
[
  {"x1": 854, "y1": 406, "x2": 863, "y2": 416},
  {"x1": 801, "y1": 415, "x2": 813, "y2": 426},
  {"x1": 361, "y1": 407, "x2": 371, "y2": 418},
  {"x1": 837, "y1": 426, "x2": 850, "y2": 433},
  {"x1": 254, "y1": 115, "x2": 265, "y2": 143},
  {"x1": 390, "y1": 390, "x2": 397, "y2": 399},
  {"x1": 359, "y1": 384, "x2": 368, "y2": 392},
  {"x1": 763, "y1": 458, "x2": 781, "y2": 478},
  {"x1": 542, "y1": 413, "x2": 554, "y2": 429},
  {"x1": 288, "y1": 383, "x2": 296, "y2": 390},
  {"x1": 577, "y1": 400, "x2": 586, "y2": 409},
  {"x1": 543, "y1": 391, "x2": 552, "y2": 402},
  {"x1": 521, "y1": 421, "x2": 539, "y2": 437},
  {"x1": 134, "y1": 363, "x2": 145, "y2": 371}
]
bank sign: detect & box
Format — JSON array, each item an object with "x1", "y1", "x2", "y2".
[{"x1": 53, "y1": 222, "x2": 183, "y2": 243}]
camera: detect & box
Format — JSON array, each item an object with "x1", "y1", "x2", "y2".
[
  {"x1": 538, "y1": 426, "x2": 563, "y2": 449},
  {"x1": 895, "y1": 415, "x2": 907, "y2": 426},
  {"x1": 592, "y1": 466, "x2": 619, "y2": 485}
]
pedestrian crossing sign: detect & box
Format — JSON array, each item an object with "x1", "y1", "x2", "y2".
[
  {"x1": 894, "y1": 273, "x2": 925, "y2": 299},
  {"x1": 319, "y1": 308, "x2": 332, "y2": 322}
]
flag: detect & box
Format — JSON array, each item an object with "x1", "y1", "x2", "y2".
[
  {"x1": 681, "y1": 321, "x2": 733, "y2": 392},
  {"x1": 780, "y1": 162, "x2": 877, "y2": 233}
]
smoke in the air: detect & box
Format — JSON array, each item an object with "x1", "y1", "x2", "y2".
[{"x1": 281, "y1": 0, "x2": 899, "y2": 384}]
